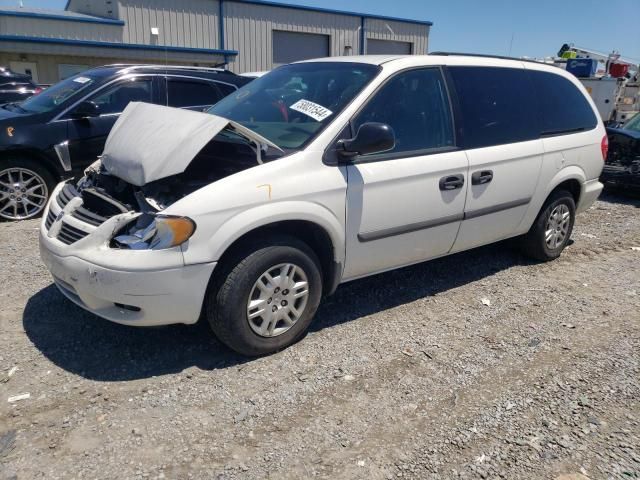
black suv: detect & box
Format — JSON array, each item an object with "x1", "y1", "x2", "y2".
[
  {"x1": 0, "y1": 64, "x2": 250, "y2": 221},
  {"x1": 0, "y1": 67, "x2": 40, "y2": 105}
]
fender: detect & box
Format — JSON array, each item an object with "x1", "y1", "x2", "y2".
[
  {"x1": 182, "y1": 200, "x2": 346, "y2": 268},
  {"x1": 544, "y1": 165, "x2": 586, "y2": 199},
  {"x1": 0, "y1": 145, "x2": 66, "y2": 179},
  {"x1": 516, "y1": 165, "x2": 586, "y2": 234}
]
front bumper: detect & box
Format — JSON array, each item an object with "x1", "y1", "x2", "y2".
[
  {"x1": 39, "y1": 182, "x2": 216, "y2": 327},
  {"x1": 577, "y1": 179, "x2": 604, "y2": 214}
]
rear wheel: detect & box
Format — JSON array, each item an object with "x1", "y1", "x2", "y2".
[
  {"x1": 0, "y1": 158, "x2": 55, "y2": 221},
  {"x1": 519, "y1": 189, "x2": 576, "y2": 261},
  {"x1": 206, "y1": 236, "x2": 323, "y2": 356}
]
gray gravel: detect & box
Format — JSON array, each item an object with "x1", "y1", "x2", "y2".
[{"x1": 1, "y1": 192, "x2": 639, "y2": 480}]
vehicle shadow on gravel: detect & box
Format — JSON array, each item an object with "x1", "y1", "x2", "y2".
[
  {"x1": 23, "y1": 241, "x2": 531, "y2": 381},
  {"x1": 312, "y1": 242, "x2": 528, "y2": 333},
  {"x1": 22, "y1": 285, "x2": 251, "y2": 381},
  {"x1": 599, "y1": 189, "x2": 640, "y2": 206}
]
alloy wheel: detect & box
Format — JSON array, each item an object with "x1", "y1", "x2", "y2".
[
  {"x1": 544, "y1": 204, "x2": 571, "y2": 249},
  {"x1": 0, "y1": 167, "x2": 49, "y2": 220},
  {"x1": 246, "y1": 263, "x2": 310, "y2": 337}
]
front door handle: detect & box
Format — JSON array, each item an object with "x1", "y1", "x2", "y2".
[
  {"x1": 471, "y1": 170, "x2": 494, "y2": 185},
  {"x1": 439, "y1": 174, "x2": 465, "y2": 191}
]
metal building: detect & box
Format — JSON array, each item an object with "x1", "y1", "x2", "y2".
[{"x1": 0, "y1": 0, "x2": 431, "y2": 84}]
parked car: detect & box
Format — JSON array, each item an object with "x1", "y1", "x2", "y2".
[
  {"x1": 0, "y1": 66, "x2": 41, "y2": 104},
  {"x1": 39, "y1": 54, "x2": 606, "y2": 356},
  {"x1": 601, "y1": 112, "x2": 640, "y2": 191},
  {"x1": 0, "y1": 64, "x2": 251, "y2": 221}
]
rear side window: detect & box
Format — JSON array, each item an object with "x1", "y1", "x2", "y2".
[
  {"x1": 449, "y1": 66, "x2": 538, "y2": 149},
  {"x1": 167, "y1": 79, "x2": 223, "y2": 108},
  {"x1": 530, "y1": 70, "x2": 598, "y2": 136},
  {"x1": 353, "y1": 67, "x2": 454, "y2": 155},
  {"x1": 215, "y1": 82, "x2": 236, "y2": 97}
]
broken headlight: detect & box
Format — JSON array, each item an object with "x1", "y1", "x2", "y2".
[{"x1": 113, "y1": 214, "x2": 196, "y2": 250}]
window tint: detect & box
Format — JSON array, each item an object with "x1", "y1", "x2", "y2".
[
  {"x1": 89, "y1": 79, "x2": 152, "y2": 115},
  {"x1": 353, "y1": 68, "x2": 454, "y2": 154},
  {"x1": 167, "y1": 80, "x2": 223, "y2": 108},
  {"x1": 449, "y1": 67, "x2": 538, "y2": 149},
  {"x1": 531, "y1": 70, "x2": 598, "y2": 135}
]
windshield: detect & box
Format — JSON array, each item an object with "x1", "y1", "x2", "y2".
[
  {"x1": 208, "y1": 62, "x2": 380, "y2": 150},
  {"x1": 623, "y1": 113, "x2": 640, "y2": 132},
  {"x1": 20, "y1": 73, "x2": 100, "y2": 113}
]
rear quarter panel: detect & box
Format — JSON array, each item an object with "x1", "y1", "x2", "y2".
[{"x1": 515, "y1": 63, "x2": 605, "y2": 234}]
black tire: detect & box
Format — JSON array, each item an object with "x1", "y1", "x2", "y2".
[
  {"x1": 0, "y1": 157, "x2": 56, "y2": 221},
  {"x1": 519, "y1": 189, "x2": 576, "y2": 261},
  {"x1": 206, "y1": 236, "x2": 323, "y2": 356}
]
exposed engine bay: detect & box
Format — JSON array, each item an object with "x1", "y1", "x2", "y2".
[
  {"x1": 79, "y1": 135, "x2": 277, "y2": 212},
  {"x1": 50, "y1": 102, "x2": 285, "y2": 249}
]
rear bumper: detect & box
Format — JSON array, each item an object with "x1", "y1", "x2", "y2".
[
  {"x1": 577, "y1": 179, "x2": 603, "y2": 214},
  {"x1": 40, "y1": 233, "x2": 216, "y2": 327}
]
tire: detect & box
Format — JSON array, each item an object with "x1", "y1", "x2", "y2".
[
  {"x1": 0, "y1": 157, "x2": 56, "y2": 221},
  {"x1": 206, "y1": 236, "x2": 323, "y2": 356},
  {"x1": 519, "y1": 189, "x2": 576, "y2": 261}
]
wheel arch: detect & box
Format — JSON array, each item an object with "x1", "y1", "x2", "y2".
[
  {"x1": 186, "y1": 202, "x2": 346, "y2": 297},
  {"x1": 0, "y1": 147, "x2": 65, "y2": 181},
  {"x1": 545, "y1": 166, "x2": 586, "y2": 205}
]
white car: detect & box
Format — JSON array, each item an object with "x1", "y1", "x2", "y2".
[{"x1": 39, "y1": 54, "x2": 606, "y2": 356}]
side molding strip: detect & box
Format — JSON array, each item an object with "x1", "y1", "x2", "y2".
[
  {"x1": 358, "y1": 213, "x2": 464, "y2": 242},
  {"x1": 357, "y1": 197, "x2": 531, "y2": 242},
  {"x1": 464, "y1": 197, "x2": 531, "y2": 220}
]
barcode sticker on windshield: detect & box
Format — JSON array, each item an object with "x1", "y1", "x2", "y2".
[
  {"x1": 289, "y1": 99, "x2": 333, "y2": 122},
  {"x1": 73, "y1": 76, "x2": 91, "y2": 84}
]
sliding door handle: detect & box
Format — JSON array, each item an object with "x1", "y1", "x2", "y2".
[
  {"x1": 439, "y1": 174, "x2": 465, "y2": 191},
  {"x1": 471, "y1": 170, "x2": 493, "y2": 185}
]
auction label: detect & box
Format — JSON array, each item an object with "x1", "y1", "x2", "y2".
[{"x1": 289, "y1": 99, "x2": 333, "y2": 122}]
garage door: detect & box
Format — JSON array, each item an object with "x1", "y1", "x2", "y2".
[
  {"x1": 273, "y1": 31, "x2": 330, "y2": 65},
  {"x1": 367, "y1": 39, "x2": 413, "y2": 55}
]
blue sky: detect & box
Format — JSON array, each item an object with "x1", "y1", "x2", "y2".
[{"x1": 2, "y1": 0, "x2": 639, "y2": 62}]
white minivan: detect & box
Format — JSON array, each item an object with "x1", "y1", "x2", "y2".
[{"x1": 39, "y1": 54, "x2": 606, "y2": 355}]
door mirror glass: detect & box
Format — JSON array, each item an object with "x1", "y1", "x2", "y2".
[
  {"x1": 71, "y1": 100, "x2": 100, "y2": 118},
  {"x1": 338, "y1": 122, "x2": 395, "y2": 158}
]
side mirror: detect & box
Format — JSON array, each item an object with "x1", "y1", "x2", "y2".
[
  {"x1": 337, "y1": 122, "x2": 395, "y2": 159},
  {"x1": 71, "y1": 100, "x2": 100, "y2": 119}
]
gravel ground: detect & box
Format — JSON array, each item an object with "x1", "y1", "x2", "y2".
[{"x1": 1, "y1": 192, "x2": 639, "y2": 480}]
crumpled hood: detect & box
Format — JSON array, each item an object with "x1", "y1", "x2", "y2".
[{"x1": 101, "y1": 102, "x2": 282, "y2": 186}]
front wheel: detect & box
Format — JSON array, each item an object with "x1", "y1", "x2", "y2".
[
  {"x1": 206, "y1": 237, "x2": 323, "y2": 356},
  {"x1": 519, "y1": 189, "x2": 576, "y2": 261},
  {"x1": 0, "y1": 158, "x2": 55, "y2": 221}
]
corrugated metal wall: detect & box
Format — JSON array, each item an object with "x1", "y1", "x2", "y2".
[
  {"x1": 223, "y1": 1, "x2": 361, "y2": 73},
  {"x1": 67, "y1": 0, "x2": 121, "y2": 21},
  {"x1": 364, "y1": 18, "x2": 430, "y2": 55},
  {"x1": 117, "y1": 0, "x2": 220, "y2": 50},
  {"x1": 0, "y1": 16, "x2": 123, "y2": 43},
  {"x1": 0, "y1": 0, "x2": 430, "y2": 81}
]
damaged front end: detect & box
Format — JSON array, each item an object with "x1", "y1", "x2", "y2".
[{"x1": 45, "y1": 102, "x2": 283, "y2": 250}]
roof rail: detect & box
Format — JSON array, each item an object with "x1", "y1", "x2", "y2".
[
  {"x1": 429, "y1": 52, "x2": 545, "y2": 65},
  {"x1": 102, "y1": 64, "x2": 233, "y2": 73}
]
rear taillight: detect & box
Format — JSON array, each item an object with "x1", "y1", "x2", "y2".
[
  {"x1": 33, "y1": 87, "x2": 43, "y2": 95},
  {"x1": 601, "y1": 135, "x2": 609, "y2": 161}
]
